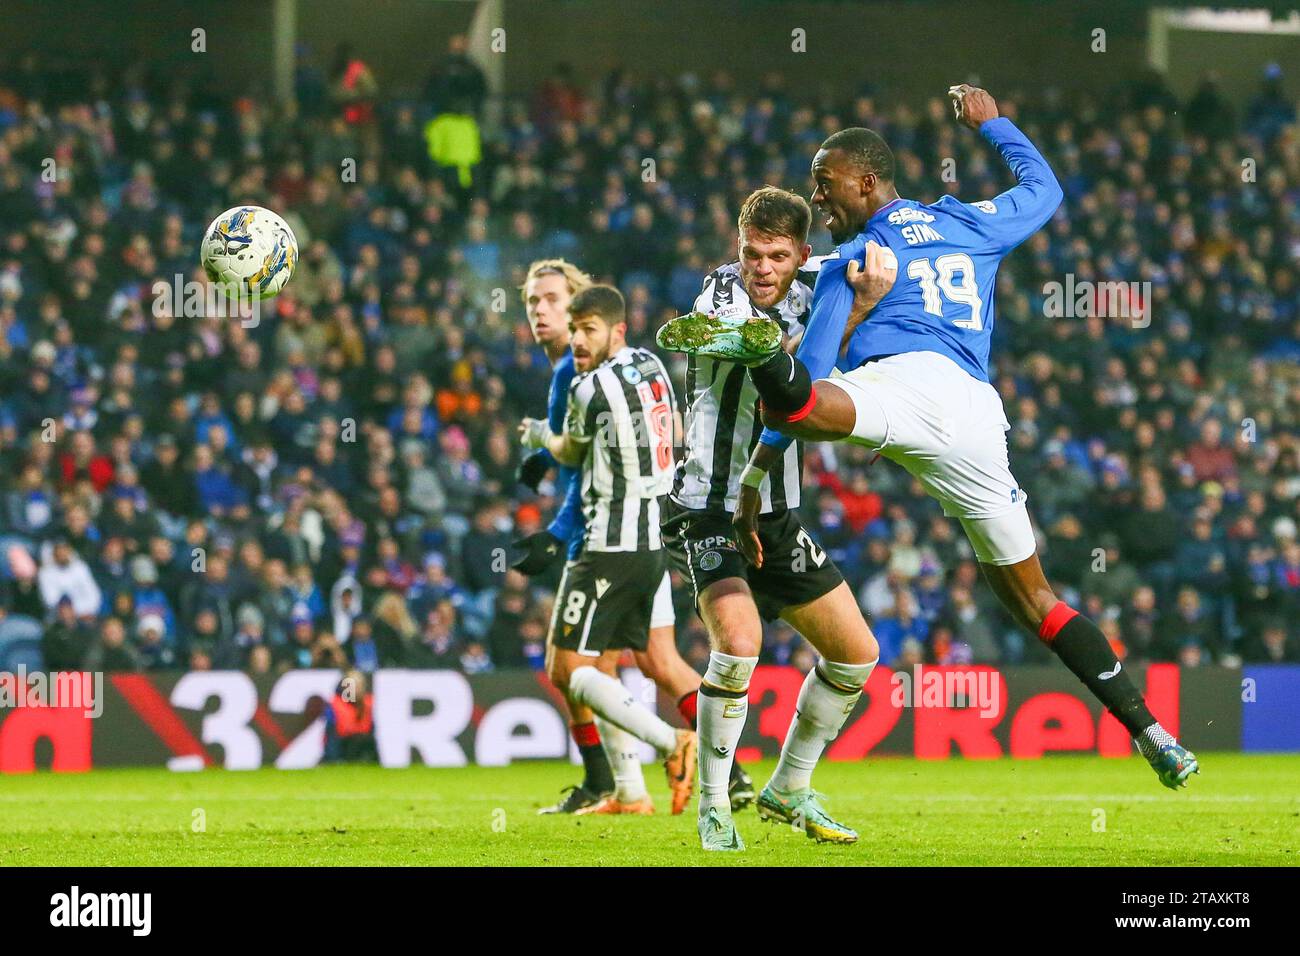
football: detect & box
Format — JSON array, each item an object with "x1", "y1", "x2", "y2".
[{"x1": 200, "y1": 204, "x2": 298, "y2": 300}]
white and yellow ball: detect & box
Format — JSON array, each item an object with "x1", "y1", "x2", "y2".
[{"x1": 200, "y1": 205, "x2": 298, "y2": 300}]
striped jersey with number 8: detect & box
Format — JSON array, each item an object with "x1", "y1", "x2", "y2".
[{"x1": 565, "y1": 345, "x2": 677, "y2": 552}]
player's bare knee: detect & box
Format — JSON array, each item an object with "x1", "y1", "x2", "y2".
[
  {"x1": 810, "y1": 383, "x2": 857, "y2": 437},
  {"x1": 855, "y1": 628, "x2": 881, "y2": 666},
  {"x1": 706, "y1": 620, "x2": 761, "y2": 658},
  {"x1": 714, "y1": 631, "x2": 761, "y2": 660}
]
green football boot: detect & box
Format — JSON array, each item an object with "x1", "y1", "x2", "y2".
[
  {"x1": 656, "y1": 311, "x2": 782, "y2": 366},
  {"x1": 1148, "y1": 743, "x2": 1200, "y2": 790},
  {"x1": 756, "y1": 784, "x2": 858, "y2": 844},
  {"x1": 698, "y1": 805, "x2": 746, "y2": 852}
]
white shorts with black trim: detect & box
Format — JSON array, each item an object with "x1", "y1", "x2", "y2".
[{"x1": 825, "y1": 350, "x2": 1036, "y2": 566}]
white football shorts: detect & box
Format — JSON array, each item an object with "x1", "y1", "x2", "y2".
[
  {"x1": 823, "y1": 350, "x2": 1036, "y2": 566},
  {"x1": 649, "y1": 570, "x2": 675, "y2": 629}
]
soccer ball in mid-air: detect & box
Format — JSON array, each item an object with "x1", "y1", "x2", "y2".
[{"x1": 200, "y1": 205, "x2": 298, "y2": 300}]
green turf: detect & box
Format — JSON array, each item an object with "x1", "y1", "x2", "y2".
[{"x1": 0, "y1": 754, "x2": 1295, "y2": 866}]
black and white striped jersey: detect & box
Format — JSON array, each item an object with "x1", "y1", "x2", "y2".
[
  {"x1": 670, "y1": 259, "x2": 823, "y2": 515},
  {"x1": 567, "y1": 345, "x2": 677, "y2": 553}
]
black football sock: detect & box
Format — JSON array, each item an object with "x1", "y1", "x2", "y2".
[
  {"x1": 1039, "y1": 602, "x2": 1156, "y2": 738},
  {"x1": 572, "y1": 722, "x2": 614, "y2": 794},
  {"x1": 748, "y1": 350, "x2": 812, "y2": 415}
]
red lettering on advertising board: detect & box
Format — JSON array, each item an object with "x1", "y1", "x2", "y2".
[
  {"x1": 912, "y1": 666, "x2": 1007, "y2": 759},
  {"x1": 1009, "y1": 692, "x2": 1096, "y2": 757},
  {"x1": 0, "y1": 707, "x2": 93, "y2": 773}
]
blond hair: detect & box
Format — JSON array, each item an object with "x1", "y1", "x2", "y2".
[{"x1": 519, "y1": 258, "x2": 593, "y2": 305}]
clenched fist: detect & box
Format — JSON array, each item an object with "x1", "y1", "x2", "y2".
[{"x1": 948, "y1": 84, "x2": 999, "y2": 129}]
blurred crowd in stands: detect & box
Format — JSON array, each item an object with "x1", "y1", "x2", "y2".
[{"x1": 0, "y1": 43, "x2": 1295, "y2": 679}]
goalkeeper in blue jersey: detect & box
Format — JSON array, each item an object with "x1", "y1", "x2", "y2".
[
  {"x1": 658, "y1": 85, "x2": 1198, "y2": 792},
  {"x1": 512, "y1": 259, "x2": 754, "y2": 815}
]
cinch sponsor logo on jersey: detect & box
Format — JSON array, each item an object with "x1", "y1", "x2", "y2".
[
  {"x1": 888, "y1": 207, "x2": 946, "y2": 246},
  {"x1": 49, "y1": 886, "x2": 152, "y2": 936}
]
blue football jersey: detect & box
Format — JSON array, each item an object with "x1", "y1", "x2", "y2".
[
  {"x1": 544, "y1": 350, "x2": 585, "y2": 558},
  {"x1": 547, "y1": 350, "x2": 576, "y2": 434},
  {"x1": 759, "y1": 117, "x2": 1062, "y2": 451}
]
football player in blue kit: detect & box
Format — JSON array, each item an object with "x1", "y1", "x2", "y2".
[{"x1": 658, "y1": 85, "x2": 1198, "y2": 792}]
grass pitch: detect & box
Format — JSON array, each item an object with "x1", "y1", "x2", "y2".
[{"x1": 0, "y1": 754, "x2": 1295, "y2": 866}]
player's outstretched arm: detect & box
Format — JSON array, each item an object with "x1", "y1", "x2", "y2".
[
  {"x1": 948, "y1": 83, "x2": 1063, "y2": 248},
  {"x1": 520, "y1": 369, "x2": 601, "y2": 468},
  {"x1": 519, "y1": 417, "x2": 587, "y2": 467}
]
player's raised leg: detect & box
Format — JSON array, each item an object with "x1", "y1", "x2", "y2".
[
  {"x1": 658, "y1": 323, "x2": 874, "y2": 446},
  {"x1": 753, "y1": 349, "x2": 1197, "y2": 790},
  {"x1": 977, "y1": 549, "x2": 1198, "y2": 789},
  {"x1": 759, "y1": 582, "x2": 878, "y2": 844},
  {"x1": 565, "y1": 662, "x2": 697, "y2": 814}
]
